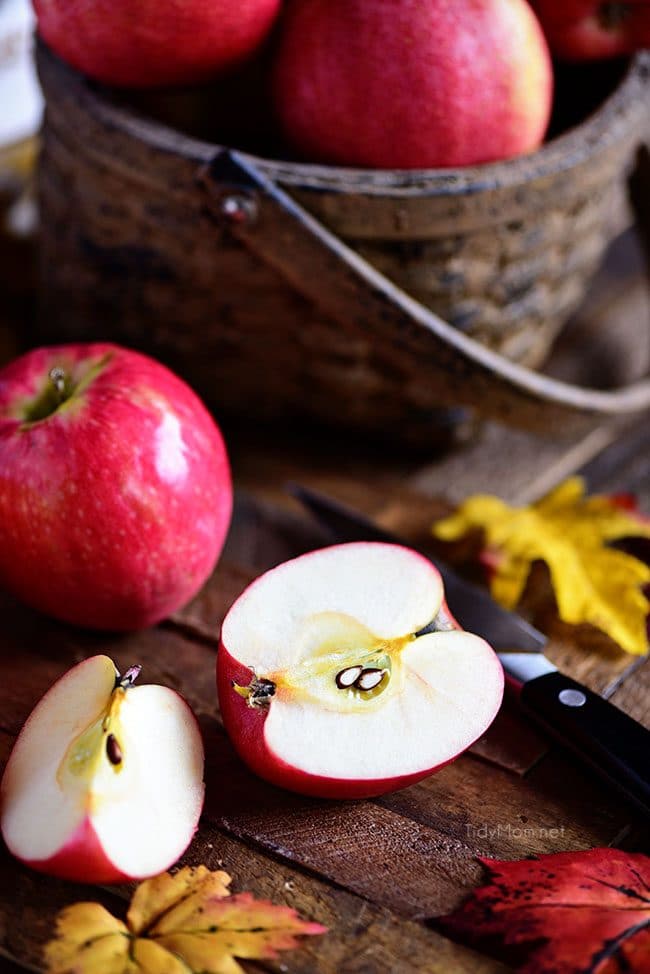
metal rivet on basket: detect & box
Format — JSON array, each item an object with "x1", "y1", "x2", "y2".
[{"x1": 220, "y1": 193, "x2": 259, "y2": 227}]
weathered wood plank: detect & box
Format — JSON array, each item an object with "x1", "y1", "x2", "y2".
[
  {"x1": 178, "y1": 822, "x2": 502, "y2": 974},
  {"x1": 378, "y1": 749, "x2": 637, "y2": 861},
  {"x1": 0, "y1": 592, "x2": 220, "y2": 734},
  {"x1": 200, "y1": 721, "x2": 486, "y2": 920}
]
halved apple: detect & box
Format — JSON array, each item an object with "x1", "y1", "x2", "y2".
[
  {"x1": 218, "y1": 543, "x2": 504, "y2": 799},
  {"x1": 1, "y1": 656, "x2": 205, "y2": 883}
]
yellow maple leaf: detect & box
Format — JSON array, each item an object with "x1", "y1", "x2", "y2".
[
  {"x1": 433, "y1": 477, "x2": 650, "y2": 656},
  {"x1": 44, "y1": 866, "x2": 326, "y2": 974}
]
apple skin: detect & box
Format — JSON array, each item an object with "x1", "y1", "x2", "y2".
[
  {"x1": 531, "y1": 1, "x2": 650, "y2": 60},
  {"x1": 218, "y1": 595, "x2": 501, "y2": 801},
  {"x1": 0, "y1": 343, "x2": 232, "y2": 631},
  {"x1": 34, "y1": 0, "x2": 282, "y2": 88},
  {"x1": 21, "y1": 814, "x2": 131, "y2": 885},
  {"x1": 273, "y1": 0, "x2": 554, "y2": 169}
]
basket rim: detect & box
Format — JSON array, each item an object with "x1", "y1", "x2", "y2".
[{"x1": 41, "y1": 42, "x2": 650, "y2": 197}]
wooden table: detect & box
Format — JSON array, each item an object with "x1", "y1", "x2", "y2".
[{"x1": 0, "y1": 226, "x2": 649, "y2": 972}]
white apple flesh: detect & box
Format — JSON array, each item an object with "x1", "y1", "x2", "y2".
[
  {"x1": 1, "y1": 656, "x2": 205, "y2": 883},
  {"x1": 218, "y1": 543, "x2": 504, "y2": 799}
]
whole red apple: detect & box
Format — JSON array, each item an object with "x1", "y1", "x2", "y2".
[
  {"x1": 531, "y1": 1, "x2": 650, "y2": 60},
  {"x1": 0, "y1": 343, "x2": 232, "y2": 630},
  {"x1": 273, "y1": 0, "x2": 554, "y2": 170},
  {"x1": 33, "y1": 0, "x2": 282, "y2": 87}
]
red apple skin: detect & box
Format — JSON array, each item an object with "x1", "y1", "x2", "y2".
[
  {"x1": 217, "y1": 596, "x2": 503, "y2": 801},
  {"x1": 0, "y1": 343, "x2": 232, "y2": 631},
  {"x1": 23, "y1": 816, "x2": 131, "y2": 885},
  {"x1": 34, "y1": 0, "x2": 282, "y2": 88},
  {"x1": 531, "y1": 1, "x2": 650, "y2": 60},
  {"x1": 14, "y1": 754, "x2": 205, "y2": 884},
  {"x1": 273, "y1": 0, "x2": 554, "y2": 170}
]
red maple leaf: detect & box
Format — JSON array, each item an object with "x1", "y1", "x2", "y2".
[{"x1": 439, "y1": 849, "x2": 650, "y2": 974}]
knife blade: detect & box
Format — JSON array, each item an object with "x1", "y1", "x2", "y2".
[{"x1": 289, "y1": 483, "x2": 650, "y2": 816}]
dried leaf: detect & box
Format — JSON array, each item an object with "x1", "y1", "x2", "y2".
[
  {"x1": 153, "y1": 892, "x2": 327, "y2": 974},
  {"x1": 43, "y1": 904, "x2": 132, "y2": 974},
  {"x1": 433, "y1": 477, "x2": 650, "y2": 655},
  {"x1": 127, "y1": 866, "x2": 231, "y2": 934},
  {"x1": 44, "y1": 867, "x2": 326, "y2": 974},
  {"x1": 440, "y1": 848, "x2": 650, "y2": 974}
]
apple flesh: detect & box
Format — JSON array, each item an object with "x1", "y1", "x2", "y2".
[
  {"x1": 1, "y1": 656, "x2": 205, "y2": 883},
  {"x1": 0, "y1": 343, "x2": 232, "y2": 631},
  {"x1": 218, "y1": 543, "x2": 504, "y2": 799},
  {"x1": 531, "y1": 1, "x2": 650, "y2": 60},
  {"x1": 273, "y1": 0, "x2": 553, "y2": 169},
  {"x1": 34, "y1": 0, "x2": 282, "y2": 88}
]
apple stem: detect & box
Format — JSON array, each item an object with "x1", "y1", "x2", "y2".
[
  {"x1": 116, "y1": 665, "x2": 142, "y2": 690},
  {"x1": 48, "y1": 367, "x2": 67, "y2": 404}
]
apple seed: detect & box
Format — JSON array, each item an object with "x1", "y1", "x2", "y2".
[
  {"x1": 355, "y1": 668, "x2": 386, "y2": 692},
  {"x1": 335, "y1": 665, "x2": 363, "y2": 689},
  {"x1": 106, "y1": 734, "x2": 123, "y2": 766}
]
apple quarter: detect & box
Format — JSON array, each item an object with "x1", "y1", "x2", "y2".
[
  {"x1": 1, "y1": 655, "x2": 205, "y2": 883},
  {"x1": 218, "y1": 542, "x2": 504, "y2": 799}
]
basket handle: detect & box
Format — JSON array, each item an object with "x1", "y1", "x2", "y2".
[{"x1": 201, "y1": 150, "x2": 650, "y2": 437}]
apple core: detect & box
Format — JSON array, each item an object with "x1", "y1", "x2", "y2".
[{"x1": 58, "y1": 664, "x2": 140, "y2": 792}]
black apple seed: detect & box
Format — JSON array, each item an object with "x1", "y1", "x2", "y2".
[
  {"x1": 355, "y1": 668, "x2": 385, "y2": 692},
  {"x1": 336, "y1": 665, "x2": 363, "y2": 689},
  {"x1": 106, "y1": 734, "x2": 123, "y2": 766}
]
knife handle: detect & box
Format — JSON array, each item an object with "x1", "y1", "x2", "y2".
[{"x1": 520, "y1": 671, "x2": 650, "y2": 816}]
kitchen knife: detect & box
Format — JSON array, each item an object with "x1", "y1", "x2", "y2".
[{"x1": 289, "y1": 483, "x2": 650, "y2": 817}]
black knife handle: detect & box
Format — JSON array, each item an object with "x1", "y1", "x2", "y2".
[{"x1": 520, "y1": 671, "x2": 650, "y2": 816}]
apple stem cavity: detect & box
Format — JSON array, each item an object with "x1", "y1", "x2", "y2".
[
  {"x1": 232, "y1": 676, "x2": 277, "y2": 709},
  {"x1": 49, "y1": 367, "x2": 67, "y2": 402},
  {"x1": 22, "y1": 366, "x2": 74, "y2": 423},
  {"x1": 599, "y1": 1, "x2": 631, "y2": 29}
]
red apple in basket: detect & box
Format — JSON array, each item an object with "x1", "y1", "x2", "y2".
[
  {"x1": 33, "y1": 0, "x2": 283, "y2": 87},
  {"x1": 531, "y1": 1, "x2": 650, "y2": 60},
  {"x1": 217, "y1": 543, "x2": 504, "y2": 799},
  {"x1": 273, "y1": 0, "x2": 554, "y2": 169},
  {"x1": 0, "y1": 343, "x2": 232, "y2": 630},
  {"x1": 1, "y1": 656, "x2": 205, "y2": 883}
]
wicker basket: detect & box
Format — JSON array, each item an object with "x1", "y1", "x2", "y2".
[{"x1": 36, "y1": 45, "x2": 650, "y2": 444}]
